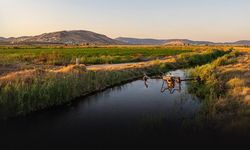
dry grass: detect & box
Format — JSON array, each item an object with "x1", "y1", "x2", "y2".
[
  {"x1": 87, "y1": 56, "x2": 176, "y2": 71},
  {"x1": 0, "y1": 56, "x2": 174, "y2": 86},
  {"x1": 219, "y1": 51, "x2": 250, "y2": 100},
  {"x1": 189, "y1": 49, "x2": 250, "y2": 133},
  {"x1": 52, "y1": 64, "x2": 87, "y2": 73},
  {"x1": 0, "y1": 69, "x2": 45, "y2": 85},
  {"x1": 0, "y1": 56, "x2": 174, "y2": 83}
]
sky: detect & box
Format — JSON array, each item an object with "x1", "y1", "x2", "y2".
[{"x1": 0, "y1": 0, "x2": 250, "y2": 42}]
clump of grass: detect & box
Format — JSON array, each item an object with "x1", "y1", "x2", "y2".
[{"x1": 227, "y1": 78, "x2": 245, "y2": 88}]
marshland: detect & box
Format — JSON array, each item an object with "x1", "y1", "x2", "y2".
[
  {"x1": 0, "y1": 46, "x2": 228, "y2": 118},
  {"x1": 0, "y1": 45, "x2": 249, "y2": 147},
  {"x1": 2, "y1": 0, "x2": 250, "y2": 148}
]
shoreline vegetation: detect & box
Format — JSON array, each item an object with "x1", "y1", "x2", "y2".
[
  {"x1": 0, "y1": 48, "x2": 228, "y2": 119},
  {"x1": 188, "y1": 48, "x2": 250, "y2": 134}
]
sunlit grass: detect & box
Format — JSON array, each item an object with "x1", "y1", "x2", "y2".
[
  {"x1": 0, "y1": 49, "x2": 228, "y2": 119},
  {"x1": 188, "y1": 49, "x2": 250, "y2": 134}
]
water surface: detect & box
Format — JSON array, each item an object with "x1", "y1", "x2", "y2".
[{"x1": 0, "y1": 70, "x2": 201, "y2": 147}]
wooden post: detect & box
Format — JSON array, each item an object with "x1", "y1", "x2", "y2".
[{"x1": 76, "y1": 58, "x2": 80, "y2": 66}]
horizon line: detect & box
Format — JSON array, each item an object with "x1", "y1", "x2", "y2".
[{"x1": 1, "y1": 29, "x2": 249, "y2": 43}]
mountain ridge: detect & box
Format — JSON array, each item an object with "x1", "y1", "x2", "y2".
[
  {"x1": 0, "y1": 30, "x2": 123, "y2": 45},
  {"x1": 116, "y1": 37, "x2": 250, "y2": 46},
  {"x1": 1, "y1": 31, "x2": 250, "y2": 45}
]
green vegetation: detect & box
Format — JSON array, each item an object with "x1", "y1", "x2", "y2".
[
  {"x1": 176, "y1": 49, "x2": 228, "y2": 67},
  {"x1": 189, "y1": 50, "x2": 240, "y2": 98},
  {"x1": 0, "y1": 49, "x2": 228, "y2": 119},
  {"x1": 0, "y1": 47, "x2": 192, "y2": 65},
  {"x1": 188, "y1": 50, "x2": 250, "y2": 134}
]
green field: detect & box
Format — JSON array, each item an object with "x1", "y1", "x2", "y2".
[{"x1": 0, "y1": 47, "x2": 192, "y2": 65}]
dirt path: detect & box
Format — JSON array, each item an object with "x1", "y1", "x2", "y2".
[
  {"x1": 86, "y1": 56, "x2": 176, "y2": 71},
  {"x1": 0, "y1": 56, "x2": 177, "y2": 79}
]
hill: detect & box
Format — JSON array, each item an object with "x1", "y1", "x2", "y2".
[
  {"x1": 115, "y1": 37, "x2": 250, "y2": 46},
  {"x1": 0, "y1": 30, "x2": 123, "y2": 45}
]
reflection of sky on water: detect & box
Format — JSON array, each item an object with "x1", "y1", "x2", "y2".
[{"x1": 0, "y1": 70, "x2": 201, "y2": 147}]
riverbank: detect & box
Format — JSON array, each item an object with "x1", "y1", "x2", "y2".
[
  {"x1": 188, "y1": 48, "x2": 250, "y2": 135},
  {"x1": 0, "y1": 49, "x2": 228, "y2": 119}
]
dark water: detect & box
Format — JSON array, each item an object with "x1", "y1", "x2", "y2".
[{"x1": 0, "y1": 70, "x2": 205, "y2": 148}]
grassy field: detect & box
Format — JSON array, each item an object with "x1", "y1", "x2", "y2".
[
  {"x1": 188, "y1": 48, "x2": 250, "y2": 134},
  {"x1": 0, "y1": 46, "x2": 195, "y2": 75},
  {"x1": 0, "y1": 47, "x2": 228, "y2": 119},
  {"x1": 0, "y1": 47, "x2": 193, "y2": 66}
]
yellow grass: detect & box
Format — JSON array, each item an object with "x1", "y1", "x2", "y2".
[
  {"x1": 52, "y1": 64, "x2": 87, "y2": 73},
  {"x1": 87, "y1": 56, "x2": 176, "y2": 71},
  {"x1": 213, "y1": 49, "x2": 250, "y2": 132},
  {"x1": 0, "y1": 69, "x2": 45, "y2": 84}
]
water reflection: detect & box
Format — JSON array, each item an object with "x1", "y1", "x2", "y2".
[
  {"x1": 143, "y1": 73, "x2": 150, "y2": 88},
  {"x1": 143, "y1": 70, "x2": 200, "y2": 94},
  {"x1": 0, "y1": 70, "x2": 202, "y2": 148}
]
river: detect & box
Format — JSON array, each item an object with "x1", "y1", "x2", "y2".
[{"x1": 0, "y1": 70, "x2": 202, "y2": 148}]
